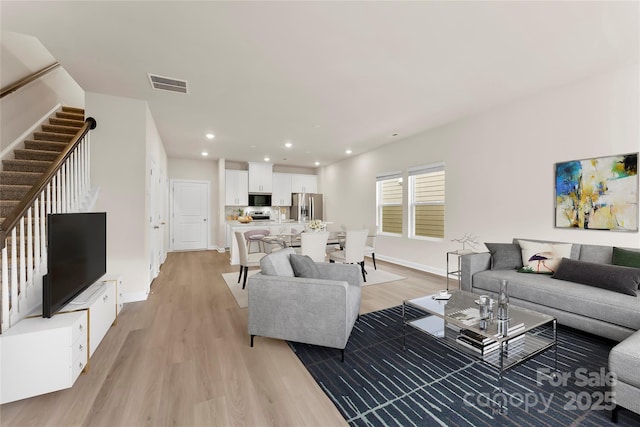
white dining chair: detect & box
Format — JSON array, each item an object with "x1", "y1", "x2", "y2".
[
  {"x1": 364, "y1": 226, "x2": 378, "y2": 270},
  {"x1": 244, "y1": 229, "x2": 270, "y2": 253},
  {"x1": 235, "y1": 231, "x2": 267, "y2": 289},
  {"x1": 329, "y1": 229, "x2": 368, "y2": 282},
  {"x1": 300, "y1": 231, "x2": 330, "y2": 263}
]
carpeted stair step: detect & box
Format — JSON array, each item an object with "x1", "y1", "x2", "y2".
[
  {"x1": 2, "y1": 159, "x2": 53, "y2": 173},
  {"x1": 0, "y1": 201, "x2": 19, "y2": 217},
  {"x1": 49, "y1": 117, "x2": 84, "y2": 128},
  {"x1": 56, "y1": 111, "x2": 84, "y2": 121},
  {"x1": 24, "y1": 140, "x2": 68, "y2": 153},
  {"x1": 61, "y1": 106, "x2": 84, "y2": 115},
  {"x1": 33, "y1": 131, "x2": 74, "y2": 143},
  {"x1": 14, "y1": 149, "x2": 60, "y2": 162},
  {"x1": 0, "y1": 185, "x2": 32, "y2": 200},
  {"x1": 0, "y1": 171, "x2": 41, "y2": 186},
  {"x1": 41, "y1": 124, "x2": 81, "y2": 135}
]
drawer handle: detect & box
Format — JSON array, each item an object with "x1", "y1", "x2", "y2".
[{"x1": 103, "y1": 295, "x2": 109, "y2": 302}]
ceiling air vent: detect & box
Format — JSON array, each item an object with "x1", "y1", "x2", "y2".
[{"x1": 148, "y1": 73, "x2": 188, "y2": 94}]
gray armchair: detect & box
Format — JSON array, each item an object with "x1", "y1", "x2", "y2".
[{"x1": 247, "y1": 248, "x2": 361, "y2": 361}]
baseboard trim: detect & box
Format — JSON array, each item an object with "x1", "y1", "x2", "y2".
[
  {"x1": 121, "y1": 291, "x2": 149, "y2": 304},
  {"x1": 374, "y1": 254, "x2": 446, "y2": 278}
]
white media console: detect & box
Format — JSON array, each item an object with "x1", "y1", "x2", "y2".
[{"x1": 0, "y1": 274, "x2": 122, "y2": 404}]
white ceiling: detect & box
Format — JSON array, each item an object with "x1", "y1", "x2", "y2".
[{"x1": 2, "y1": 1, "x2": 638, "y2": 168}]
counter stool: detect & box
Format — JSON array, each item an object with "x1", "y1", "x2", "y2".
[{"x1": 244, "y1": 229, "x2": 270, "y2": 253}]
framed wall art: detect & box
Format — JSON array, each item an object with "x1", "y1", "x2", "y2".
[{"x1": 555, "y1": 152, "x2": 638, "y2": 231}]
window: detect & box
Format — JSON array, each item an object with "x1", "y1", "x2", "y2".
[
  {"x1": 376, "y1": 171, "x2": 403, "y2": 235},
  {"x1": 409, "y1": 163, "x2": 445, "y2": 239}
]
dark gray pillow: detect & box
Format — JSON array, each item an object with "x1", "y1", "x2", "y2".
[
  {"x1": 485, "y1": 242, "x2": 523, "y2": 270},
  {"x1": 552, "y1": 257, "x2": 640, "y2": 297},
  {"x1": 289, "y1": 254, "x2": 321, "y2": 278}
]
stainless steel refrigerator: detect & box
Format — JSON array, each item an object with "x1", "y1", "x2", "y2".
[{"x1": 291, "y1": 193, "x2": 323, "y2": 222}]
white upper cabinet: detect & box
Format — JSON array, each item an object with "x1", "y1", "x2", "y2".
[
  {"x1": 225, "y1": 170, "x2": 248, "y2": 206},
  {"x1": 272, "y1": 173, "x2": 292, "y2": 206},
  {"x1": 248, "y1": 162, "x2": 273, "y2": 193},
  {"x1": 291, "y1": 174, "x2": 318, "y2": 193}
]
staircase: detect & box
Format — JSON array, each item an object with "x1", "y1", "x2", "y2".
[
  {"x1": 0, "y1": 106, "x2": 85, "y2": 227},
  {"x1": 1, "y1": 106, "x2": 91, "y2": 332}
]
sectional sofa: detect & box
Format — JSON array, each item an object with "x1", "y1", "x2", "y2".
[
  {"x1": 460, "y1": 239, "x2": 640, "y2": 342},
  {"x1": 461, "y1": 238, "x2": 640, "y2": 420}
]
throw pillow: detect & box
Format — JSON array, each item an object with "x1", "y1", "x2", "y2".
[
  {"x1": 485, "y1": 242, "x2": 523, "y2": 270},
  {"x1": 259, "y1": 248, "x2": 296, "y2": 277},
  {"x1": 518, "y1": 240, "x2": 572, "y2": 274},
  {"x1": 289, "y1": 254, "x2": 321, "y2": 278},
  {"x1": 613, "y1": 247, "x2": 640, "y2": 269},
  {"x1": 552, "y1": 257, "x2": 639, "y2": 297}
]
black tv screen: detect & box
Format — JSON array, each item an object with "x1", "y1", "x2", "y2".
[{"x1": 43, "y1": 212, "x2": 107, "y2": 318}]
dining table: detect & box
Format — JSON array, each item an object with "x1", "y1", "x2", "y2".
[{"x1": 259, "y1": 231, "x2": 345, "y2": 250}]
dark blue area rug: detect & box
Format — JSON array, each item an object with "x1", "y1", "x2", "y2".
[{"x1": 288, "y1": 305, "x2": 640, "y2": 426}]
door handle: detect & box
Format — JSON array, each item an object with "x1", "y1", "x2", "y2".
[{"x1": 153, "y1": 226, "x2": 160, "y2": 229}]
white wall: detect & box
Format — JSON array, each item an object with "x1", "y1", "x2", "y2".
[
  {"x1": 320, "y1": 65, "x2": 640, "y2": 276},
  {"x1": 0, "y1": 31, "x2": 83, "y2": 154},
  {"x1": 167, "y1": 158, "x2": 220, "y2": 249},
  {"x1": 146, "y1": 106, "x2": 169, "y2": 262},
  {"x1": 86, "y1": 92, "x2": 151, "y2": 302}
]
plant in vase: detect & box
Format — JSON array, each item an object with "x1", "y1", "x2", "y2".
[{"x1": 307, "y1": 219, "x2": 325, "y2": 232}]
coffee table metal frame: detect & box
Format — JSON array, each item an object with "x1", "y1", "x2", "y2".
[{"x1": 402, "y1": 290, "x2": 557, "y2": 383}]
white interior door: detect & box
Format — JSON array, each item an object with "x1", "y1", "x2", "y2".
[
  {"x1": 171, "y1": 180, "x2": 210, "y2": 251},
  {"x1": 149, "y1": 158, "x2": 163, "y2": 281}
]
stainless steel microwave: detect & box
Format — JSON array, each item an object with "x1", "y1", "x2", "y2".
[{"x1": 248, "y1": 194, "x2": 272, "y2": 207}]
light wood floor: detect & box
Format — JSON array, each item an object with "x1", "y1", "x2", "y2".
[{"x1": 0, "y1": 250, "x2": 447, "y2": 427}]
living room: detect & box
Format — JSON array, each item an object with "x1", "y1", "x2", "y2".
[{"x1": 1, "y1": 1, "x2": 639, "y2": 426}]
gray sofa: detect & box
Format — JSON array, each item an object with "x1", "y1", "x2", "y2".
[
  {"x1": 247, "y1": 248, "x2": 361, "y2": 361},
  {"x1": 460, "y1": 239, "x2": 640, "y2": 342},
  {"x1": 462, "y1": 239, "x2": 640, "y2": 419}
]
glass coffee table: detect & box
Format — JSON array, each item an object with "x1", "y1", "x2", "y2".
[{"x1": 402, "y1": 290, "x2": 557, "y2": 378}]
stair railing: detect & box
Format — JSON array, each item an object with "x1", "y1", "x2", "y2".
[
  {"x1": 0, "y1": 117, "x2": 96, "y2": 333},
  {"x1": 0, "y1": 62, "x2": 61, "y2": 99}
]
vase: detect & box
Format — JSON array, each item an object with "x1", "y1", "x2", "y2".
[{"x1": 497, "y1": 279, "x2": 509, "y2": 321}]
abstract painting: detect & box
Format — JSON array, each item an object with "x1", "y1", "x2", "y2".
[{"x1": 555, "y1": 153, "x2": 638, "y2": 231}]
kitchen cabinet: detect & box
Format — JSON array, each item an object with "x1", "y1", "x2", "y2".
[
  {"x1": 248, "y1": 162, "x2": 273, "y2": 193},
  {"x1": 291, "y1": 174, "x2": 318, "y2": 194},
  {"x1": 225, "y1": 170, "x2": 248, "y2": 206},
  {"x1": 272, "y1": 173, "x2": 292, "y2": 206}
]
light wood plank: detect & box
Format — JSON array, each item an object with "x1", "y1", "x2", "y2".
[{"x1": 0, "y1": 250, "x2": 446, "y2": 426}]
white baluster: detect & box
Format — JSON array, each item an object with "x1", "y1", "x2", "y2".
[
  {"x1": 56, "y1": 170, "x2": 62, "y2": 213},
  {"x1": 1, "y1": 244, "x2": 9, "y2": 332},
  {"x1": 34, "y1": 198, "x2": 41, "y2": 276},
  {"x1": 18, "y1": 218, "x2": 26, "y2": 313},
  {"x1": 42, "y1": 189, "x2": 48, "y2": 267},
  {"x1": 87, "y1": 135, "x2": 91, "y2": 190},
  {"x1": 27, "y1": 208, "x2": 33, "y2": 290},
  {"x1": 10, "y1": 229, "x2": 17, "y2": 315}
]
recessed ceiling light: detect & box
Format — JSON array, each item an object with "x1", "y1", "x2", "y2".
[
  {"x1": 314, "y1": 161, "x2": 320, "y2": 166},
  {"x1": 264, "y1": 157, "x2": 270, "y2": 162},
  {"x1": 201, "y1": 151, "x2": 208, "y2": 156},
  {"x1": 206, "y1": 133, "x2": 215, "y2": 139},
  {"x1": 345, "y1": 149, "x2": 352, "y2": 154},
  {"x1": 285, "y1": 142, "x2": 292, "y2": 148}
]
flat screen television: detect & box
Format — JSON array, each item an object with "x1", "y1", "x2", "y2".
[{"x1": 43, "y1": 212, "x2": 107, "y2": 318}]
